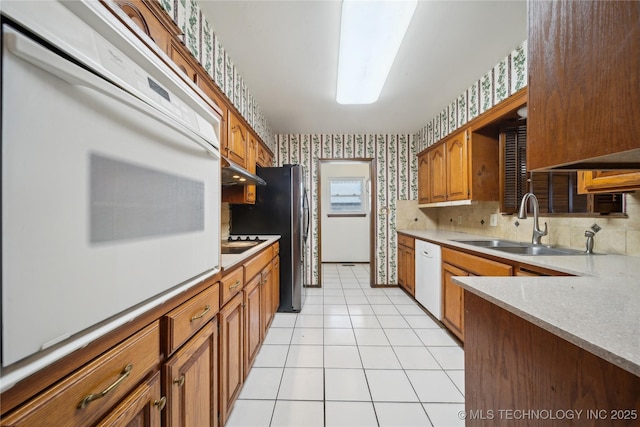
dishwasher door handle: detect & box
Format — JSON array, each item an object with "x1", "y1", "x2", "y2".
[{"x1": 421, "y1": 251, "x2": 431, "y2": 258}]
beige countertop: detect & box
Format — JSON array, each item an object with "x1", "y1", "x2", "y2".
[
  {"x1": 397, "y1": 229, "x2": 640, "y2": 376},
  {"x1": 221, "y1": 235, "x2": 281, "y2": 271}
]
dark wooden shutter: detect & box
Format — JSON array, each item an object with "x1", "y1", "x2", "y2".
[{"x1": 500, "y1": 124, "x2": 528, "y2": 213}]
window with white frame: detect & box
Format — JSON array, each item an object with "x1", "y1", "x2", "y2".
[{"x1": 329, "y1": 178, "x2": 366, "y2": 214}]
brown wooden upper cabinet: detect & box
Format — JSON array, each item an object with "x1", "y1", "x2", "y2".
[
  {"x1": 256, "y1": 143, "x2": 273, "y2": 167},
  {"x1": 417, "y1": 151, "x2": 429, "y2": 204},
  {"x1": 577, "y1": 170, "x2": 640, "y2": 195},
  {"x1": 527, "y1": 0, "x2": 640, "y2": 170},
  {"x1": 227, "y1": 112, "x2": 247, "y2": 168},
  {"x1": 417, "y1": 128, "x2": 498, "y2": 206},
  {"x1": 445, "y1": 132, "x2": 469, "y2": 201},
  {"x1": 222, "y1": 131, "x2": 257, "y2": 204},
  {"x1": 112, "y1": 0, "x2": 179, "y2": 54}
]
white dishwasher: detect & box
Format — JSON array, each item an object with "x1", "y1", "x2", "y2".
[{"x1": 415, "y1": 240, "x2": 442, "y2": 320}]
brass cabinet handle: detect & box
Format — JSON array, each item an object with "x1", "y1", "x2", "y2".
[
  {"x1": 229, "y1": 280, "x2": 241, "y2": 290},
  {"x1": 154, "y1": 396, "x2": 167, "y2": 411},
  {"x1": 190, "y1": 305, "x2": 211, "y2": 322},
  {"x1": 78, "y1": 364, "x2": 133, "y2": 409},
  {"x1": 173, "y1": 375, "x2": 185, "y2": 387}
]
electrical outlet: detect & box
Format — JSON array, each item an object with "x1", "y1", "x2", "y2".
[
  {"x1": 490, "y1": 214, "x2": 498, "y2": 227},
  {"x1": 457, "y1": 216, "x2": 462, "y2": 225}
]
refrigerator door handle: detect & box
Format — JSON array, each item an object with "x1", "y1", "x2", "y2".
[{"x1": 303, "y1": 188, "x2": 310, "y2": 244}]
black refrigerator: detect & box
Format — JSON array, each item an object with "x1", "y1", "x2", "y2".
[{"x1": 231, "y1": 165, "x2": 309, "y2": 312}]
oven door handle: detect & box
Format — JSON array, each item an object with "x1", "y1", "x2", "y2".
[{"x1": 3, "y1": 27, "x2": 220, "y2": 160}]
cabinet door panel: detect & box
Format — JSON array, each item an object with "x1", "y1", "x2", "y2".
[
  {"x1": 227, "y1": 113, "x2": 247, "y2": 168},
  {"x1": 272, "y1": 256, "x2": 280, "y2": 314},
  {"x1": 243, "y1": 275, "x2": 262, "y2": 377},
  {"x1": 169, "y1": 41, "x2": 199, "y2": 84},
  {"x1": 429, "y1": 145, "x2": 447, "y2": 202},
  {"x1": 96, "y1": 371, "x2": 163, "y2": 427},
  {"x1": 405, "y1": 247, "x2": 415, "y2": 296},
  {"x1": 164, "y1": 320, "x2": 217, "y2": 427},
  {"x1": 446, "y1": 131, "x2": 469, "y2": 201},
  {"x1": 219, "y1": 294, "x2": 243, "y2": 426},
  {"x1": 578, "y1": 170, "x2": 640, "y2": 194},
  {"x1": 261, "y1": 262, "x2": 274, "y2": 336},
  {"x1": 418, "y1": 151, "x2": 430, "y2": 204},
  {"x1": 442, "y1": 263, "x2": 467, "y2": 342}
]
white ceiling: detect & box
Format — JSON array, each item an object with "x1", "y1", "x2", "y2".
[{"x1": 199, "y1": 0, "x2": 527, "y2": 135}]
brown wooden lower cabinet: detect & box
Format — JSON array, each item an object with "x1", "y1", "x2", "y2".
[
  {"x1": 163, "y1": 319, "x2": 218, "y2": 427},
  {"x1": 96, "y1": 371, "x2": 163, "y2": 427},
  {"x1": 272, "y1": 256, "x2": 280, "y2": 315},
  {"x1": 441, "y1": 262, "x2": 468, "y2": 341},
  {"x1": 260, "y1": 261, "x2": 275, "y2": 337},
  {"x1": 397, "y1": 234, "x2": 415, "y2": 296},
  {"x1": 1, "y1": 322, "x2": 161, "y2": 427},
  {"x1": 218, "y1": 292, "x2": 244, "y2": 426},
  {"x1": 465, "y1": 291, "x2": 640, "y2": 426},
  {"x1": 243, "y1": 274, "x2": 262, "y2": 377},
  {"x1": 1, "y1": 242, "x2": 282, "y2": 427},
  {"x1": 441, "y1": 247, "x2": 513, "y2": 342}
]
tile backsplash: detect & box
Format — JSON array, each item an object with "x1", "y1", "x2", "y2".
[{"x1": 427, "y1": 193, "x2": 640, "y2": 257}]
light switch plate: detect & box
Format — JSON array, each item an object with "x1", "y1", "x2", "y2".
[{"x1": 490, "y1": 214, "x2": 498, "y2": 227}]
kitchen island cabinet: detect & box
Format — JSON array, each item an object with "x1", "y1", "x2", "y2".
[{"x1": 461, "y1": 283, "x2": 640, "y2": 426}]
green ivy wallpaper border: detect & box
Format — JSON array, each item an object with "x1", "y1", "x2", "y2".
[
  {"x1": 161, "y1": 0, "x2": 276, "y2": 151},
  {"x1": 414, "y1": 39, "x2": 527, "y2": 151}
]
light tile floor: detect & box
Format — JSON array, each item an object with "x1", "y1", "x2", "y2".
[{"x1": 225, "y1": 263, "x2": 465, "y2": 427}]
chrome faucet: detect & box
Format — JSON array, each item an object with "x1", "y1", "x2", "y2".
[{"x1": 518, "y1": 192, "x2": 548, "y2": 245}]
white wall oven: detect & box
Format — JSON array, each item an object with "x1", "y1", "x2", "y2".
[{"x1": 1, "y1": 1, "x2": 220, "y2": 389}]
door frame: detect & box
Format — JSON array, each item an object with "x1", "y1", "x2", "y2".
[{"x1": 317, "y1": 158, "x2": 376, "y2": 287}]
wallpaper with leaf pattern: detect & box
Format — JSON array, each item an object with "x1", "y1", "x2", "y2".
[
  {"x1": 160, "y1": 0, "x2": 527, "y2": 286},
  {"x1": 275, "y1": 135, "x2": 414, "y2": 286},
  {"x1": 160, "y1": 0, "x2": 276, "y2": 151},
  {"x1": 414, "y1": 40, "x2": 527, "y2": 150}
]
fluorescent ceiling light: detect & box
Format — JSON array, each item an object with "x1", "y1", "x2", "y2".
[{"x1": 337, "y1": 0, "x2": 417, "y2": 105}]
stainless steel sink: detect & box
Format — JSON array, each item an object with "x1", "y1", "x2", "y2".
[
  {"x1": 453, "y1": 239, "x2": 526, "y2": 248},
  {"x1": 453, "y1": 239, "x2": 592, "y2": 255},
  {"x1": 491, "y1": 245, "x2": 588, "y2": 256}
]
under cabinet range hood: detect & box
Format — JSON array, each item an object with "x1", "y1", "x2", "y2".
[{"x1": 221, "y1": 156, "x2": 267, "y2": 186}]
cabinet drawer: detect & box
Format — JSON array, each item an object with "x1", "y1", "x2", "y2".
[
  {"x1": 244, "y1": 248, "x2": 273, "y2": 283},
  {"x1": 398, "y1": 234, "x2": 415, "y2": 249},
  {"x1": 2, "y1": 321, "x2": 161, "y2": 427},
  {"x1": 221, "y1": 267, "x2": 244, "y2": 307},
  {"x1": 163, "y1": 283, "x2": 220, "y2": 355},
  {"x1": 442, "y1": 247, "x2": 513, "y2": 276}
]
